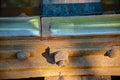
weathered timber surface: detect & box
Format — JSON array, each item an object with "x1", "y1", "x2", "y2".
[
  {"x1": 0, "y1": 55, "x2": 120, "y2": 79},
  {"x1": 45, "y1": 76, "x2": 111, "y2": 80},
  {"x1": 0, "y1": 36, "x2": 120, "y2": 57},
  {"x1": 0, "y1": 34, "x2": 120, "y2": 79}
]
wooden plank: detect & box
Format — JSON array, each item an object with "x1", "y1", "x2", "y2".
[
  {"x1": 0, "y1": 55, "x2": 120, "y2": 79},
  {"x1": 45, "y1": 76, "x2": 111, "y2": 80},
  {"x1": 81, "y1": 76, "x2": 111, "y2": 80},
  {"x1": 45, "y1": 76, "x2": 82, "y2": 80},
  {"x1": 0, "y1": 37, "x2": 120, "y2": 57},
  {"x1": 0, "y1": 68, "x2": 118, "y2": 79},
  {"x1": 0, "y1": 55, "x2": 120, "y2": 69}
]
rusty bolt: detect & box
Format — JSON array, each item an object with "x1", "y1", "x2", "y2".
[
  {"x1": 57, "y1": 60, "x2": 66, "y2": 67},
  {"x1": 16, "y1": 51, "x2": 31, "y2": 60},
  {"x1": 55, "y1": 50, "x2": 69, "y2": 67}
]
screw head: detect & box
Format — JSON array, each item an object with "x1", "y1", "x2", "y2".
[{"x1": 16, "y1": 51, "x2": 31, "y2": 60}]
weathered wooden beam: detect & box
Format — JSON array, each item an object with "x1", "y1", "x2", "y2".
[
  {"x1": 45, "y1": 76, "x2": 111, "y2": 80},
  {"x1": 0, "y1": 54, "x2": 120, "y2": 79}
]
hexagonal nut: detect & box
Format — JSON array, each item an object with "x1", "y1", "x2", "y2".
[{"x1": 16, "y1": 51, "x2": 31, "y2": 60}]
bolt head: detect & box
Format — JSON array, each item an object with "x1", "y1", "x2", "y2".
[
  {"x1": 16, "y1": 51, "x2": 31, "y2": 60},
  {"x1": 57, "y1": 60, "x2": 66, "y2": 67},
  {"x1": 55, "y1": 50, "x2": 69, "y2": 67}
]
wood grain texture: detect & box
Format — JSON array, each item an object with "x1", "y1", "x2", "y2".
[{"x1": 45, "y1": 76, "x2": 111, "y2": 80}]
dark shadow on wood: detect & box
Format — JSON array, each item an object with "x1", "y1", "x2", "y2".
[{"x1": 42, "y1": 47, "x2": 55, "y2": 64}]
